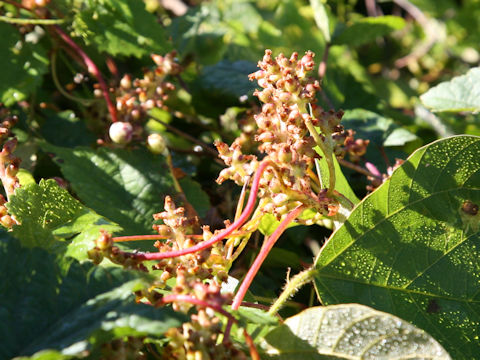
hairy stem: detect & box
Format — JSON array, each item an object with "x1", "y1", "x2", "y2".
[
  {"x1": 231, "y1": 205, "x2": 304, "y2": 310},
  {"x1": 158, "y1": 294, "x2": 260, "y2": 360},
  {"x1": 53, "y1": 26, "x2": 118, "y2": 122},
  {"x1": 128, "y1": 161, "x2": 270, "y2": 261},
  {"x1": 268, "y1": 267, "x2": 317, "y2": 315}
]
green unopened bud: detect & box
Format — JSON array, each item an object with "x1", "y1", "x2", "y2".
[
  {"x1": 109, "y1": 122, "x2": 133, "y2": 144},
  {"x1": 147, "y1": 133, "x2": 166, "y2": 154},
  {"x1": 96, "y1": 232, "x2": 113, "y2": 250},
  {"x1": 87, "y1": 248, "x2": 104, "y2": 264}
]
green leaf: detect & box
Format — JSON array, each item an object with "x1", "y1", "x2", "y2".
[
  {"x1": 323, "y1": 47, "x2": 379, "y2": 111},
  {"x1": 40, "y1": 110, "x2": 95, "y2": 147},
  {"x1": 230, "y1": 306, "x2": 279, "y2": 345},
  {"x1": 0, "y1": 233, "x2": 183, "y2": 359},
  {"x1": 26, "y1": 280, "x2": 185, "y2": 356},
  {"x1": 420, "y1": 67, "x2": 480, "y2": 112},
  {"x1": 197, "y1": 60, "x2": 258, "y2": 101},
  {"x1": 334, "y1": 16, "x2": 406, "y2": 47},
  {"x1": 72, "y1": 0, "x2": 170, "y2": 57},
  {"x1": 40, "y1": 143, "x2": 177, "y2": 235},
  {"x1": 178, "y1": 177, "x2": 211, "y2": 218},
  {"x1": 0, "y1": 23, "x2": 49, "y2": 106},
  {"x1": 262, "y1": 304, "x2": 450, "y2": 359},
  {"x1": 223, "y1": 1, "x2": 263, "y2": 34},
  {"x1": 310, "y1": 0, "x2": 331, "y2": 42},
  {"x1": 6, "y1": 179, "x2": 119, "y2": 255},
  {"x1": 341, "y1": 109, "x2": 417, "y2": 147},
  {"x1": 259, "y1": 208, "x2": 317, "y2": 236},
  {"x1": 314, "y1": 135, "x2": 480, "y2": 358},
  {"x1": 234, "y1": 307, "x2": 278, "y2": 328},
  {"x1": 316, "y1": 156, "x2": 360, "y2": 205},
  {"x1": 168, "y1": 3, "x2": 227, "y2": 64}
]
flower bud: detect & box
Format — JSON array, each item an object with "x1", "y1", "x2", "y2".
[
  {"x1": 120, "y1": 74, "x2": 132, "y2": 89},
  {"x1": 96, "y1": 232, "x2": 113, "y2": 250},
  {"x1": 0, "y1": 215, "x2": 15, "y2": 228},
  {"x1": 147, "y1": 134, "x2": 166, "y2": 154},
  {"x1": 87, "y1": 249, "x2": 104, "y2": 264},
  {"x1": 155, "y1": 224, "x2": 172, "y2": 236},
  {"x1": 109, "y1": 122, "x2": 133, "y2": 144}
]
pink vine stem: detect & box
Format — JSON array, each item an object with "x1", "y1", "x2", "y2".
[
  {"x1": 53, "y1": 26, "x2": 118, "y2": 123},
  {"x1": 231, "y1": 205, "x2": 305, "y2": 310},
  {"x1": 128, "y1": 161, "x2": 270, "y2": 261},
  {"x1": 158, "y1": 294, "x2": 260, "y2": 360}
]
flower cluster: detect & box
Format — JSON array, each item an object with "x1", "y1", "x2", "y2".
[
  {"x1": 161, "y1": 307, "x2": 246, "y2": 360},
  {"x1": 333, "y1": 128, "x2": 370, "y2": 162},
  {"x1": 88, "y1": 196, "x2": 230, "y2": 284},
  {"x1": 108, "y1": 52, "x2": 181, "y2": 145},
  {"x1": 215, "y1": 50, "x2": 361, "y2": 223},
  {"x1": 154, "y1": 272, "x2": 246, "y2": 359},
  {"x1": 151, "y1": 196, "x2": 229, "y2": 284}
]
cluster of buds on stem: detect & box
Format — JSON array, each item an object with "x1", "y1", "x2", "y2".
[
  {"x1": 89, "y1": 197, "x2": 230, "y2": 284},
  {"x1": 0, "y1": 106, "x2": 21, "y2": 228},
  {"x1": 150, "y1": 276, "x2": 245, "y2": 360},
  {"x1": 333, "y1": 128, "x2": 369, "y2": 162},
  {"x1": 215, "y1": 50, "x2": 366, "y2": 223},
  {"x1": 87, "y1": 230, "x2": 148, "y2": 271},
  {"x1": 161, "y1": 304, "x2": 246, "y2": 360},
  {"x1": 151, "y1": 196, "x2": 229, "y2": 285},
  {"x1": 108, "y1": 52, "x2": 181, "y2": 145}
]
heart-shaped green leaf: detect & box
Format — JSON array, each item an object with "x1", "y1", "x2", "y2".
[{"x1": 314, "y1": 135, "x2": 480, "y2": 358}]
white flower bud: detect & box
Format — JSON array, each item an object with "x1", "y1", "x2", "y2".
[
  {"x1": 147, "y1": 133, "x2": 166, "y2": 154},
  {"x1": 109, "y1": 122, "x2": 133, "y2": 144}
]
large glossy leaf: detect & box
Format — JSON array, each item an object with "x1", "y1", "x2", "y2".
[
  {"x1": 41, "y1": 144, "x2": 177, "y2": 235},
  {"x1": 262, "y1": 304, "x2": 450, "y2": 359},
  {"x1": 420, "y1": 67, "x2": 480, "y2": 112},
  {"x1": 314, "y1": 135, "x2": 480, "y2": 358},
  {"x1": 6, "y1": 179, "x2": 120, "y2": 257},
  {"x1": 0, "y1": 233, "x2": 183, "y2": 359}
]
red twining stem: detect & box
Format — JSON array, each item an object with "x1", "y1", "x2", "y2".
[
  {"x1": 231, "y1": 205, "x2": 304, "y2": 310},
  {"x1": 159, "y1": 294, "x2": 260, "y2": 360},
  {"x1": 130, "y1": 161, "x2": 270, "y2": 261},
  {"x1": 53, "y1": 26, "x2": 118, "y2": 123}
]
